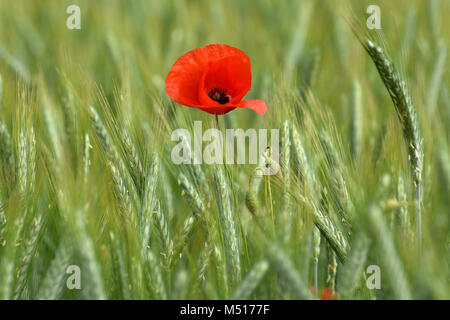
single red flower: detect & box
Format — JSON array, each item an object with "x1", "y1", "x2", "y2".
[
  {"x1": 310, "y1": 286, "x2": 337, "y2": 300},
  {"x1": 165, "y1": 44, "x2": 267, "y2": 115},
  {"x1": 319, "y1": 287, "x2": 337, "y2": 300}
]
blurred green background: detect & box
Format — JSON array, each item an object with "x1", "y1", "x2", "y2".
[{"x1": 0, "y1": 0, "x2": 448, "y2": 300}]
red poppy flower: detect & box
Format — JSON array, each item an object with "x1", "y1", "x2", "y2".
[
  {"x1": 310, "y1": 286, "x2": 337, "y2": 300},
  {"x1": 165, "y1": 44, "x2": 267, "y2": 115}
]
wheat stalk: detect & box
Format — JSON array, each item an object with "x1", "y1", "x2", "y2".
[
  {"x1": 0, "y1": 72, "x2": 2, "y2": 105},
  {"x1": 397, "y1": 176, "x2": 410, "y2": 230},
  {"x1": 350, "y1": 80, "x2": 362, "y2": 160},
  {"x1": 0, "y1": 122, "x2": 14, "y2": 185},
  {"x1": 339, "y1": 233, "x2": 370, "y2": 296},
  {"x1": 0, "y1": 203, "x2": 5, "y2": 241},
  {"x1": 83, "y1": 133, "x2": 91, "y2": 184},
  {"x1": 291, "y1": 125, "x2": 316, "y2": 189},
  {"x1": 14, "y1": 215, "x2": 42, "y2": 299},
  {"x1": 312, "y1": 228, "x2": 321, "y2": 297},
  {"x1": 44, "y1": 107, "x2": 63, "y2": 165},
  {"x1": 160, "y1": 165, "x2": 174, "y2": 218},
  {"x1": 146, "y1": 250, "x2": 167, "y2": 299},
  {"x1": 140, "y1": 152, "x2": 159, "y2": 251},
  {"x1": 109, "y1": 232, "x2": 131, "y2": 299},
  {"x1": 312, "y1": 204, "x2": 348, "y2": 262},
  {"x1": 88, "y1": 106, "x2": 138, "y2": 211},
  {"x1": 363, "y1": 39, "x2": 424, "y2": 250},
  {"x1": 17, "y1": 130, "x2": 28, "y2": 194},
  {"x1": 268, "y1": 244, "x2": 313, "y2": 299},
  {"x1": 280, "y1": 120, "x2": 292, "y2": 243},
  {"x1": 37, "y1": 241, "x2": 72, "y2": 300},
  {"x1": 122, "y1": 131, "x2": 145, "y2": 192},
  {"x1": 369, "y1": 204, "x2": 412, "y2": 299},
  {"x1": 109, "y1": 160, "x2": 133, "y2": 214},
  {"x1": 153, "y1": 201, "x2": 173, "y2": 266},
  {"x1": 198, "y1": 241, "x2": 212, "y2": 282},
  {"x1": 214, "y1": 166, "x2": 241, "y2": 283},
  {"x1": 171, "y1": 269, "x2": 188, "y2": 299},
  {"x1": 292, "y1": 126, "x2": 349, "y2": 261},
  {"x1": 181, "y1": 216, "x2": 195, "y2": 244},
  {"x1": 178, "y1": 171, "x2": 205, "y2": 215},
  {"x1": 213, "y1": 244, "x2": 229, "y2": 298},
  {"x1": 281, "y1": 120, "x2": 291, "y2": 203},
  {"x1": 326, "y1": 247, "x2": 337, "y2": 296},
  {"x1": 320, "y1": 130, "x2": 353, "y2": 232},
  {"x1": 427, "y1": 41, "x2": 446, "y2": 116},
  {"x1": 232, "y1": 260, "x2": 269, "y2": 299},
  {"x1": 437, "y1": 150, "x2": 450, "y2": 201},
  {"x1": 70, "y1": 205, "x2": 106, "y2": 300},
  {"x1": 0, "y1": 251, "x2": 14, "y2": 299},
  {"x1": 0, "y1": 206, "x2": 28, "y2": 299}
]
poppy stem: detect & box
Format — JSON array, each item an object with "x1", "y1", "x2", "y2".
[
  {"x1": 214, "y1": 114, "x2": 220, "y2": 131},
  {"x1": 314, "y1": 260, "x2": 318, "y2": 298}
]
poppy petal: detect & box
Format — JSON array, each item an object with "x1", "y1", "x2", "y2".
[
  {"x1": 236, "y1": 99, "x2": 267, "y2": 114},
  {"x1": 165, "y1": 44, "x2": 251, "y2": 107},
  {"x1": 165, "y1": 57, "x2": 204, "y2": 107},
  {"x1": 202, "y1": 56, "x2": 251, "y2": 104},
  {"x1": 197, "y1": 106, "x2": 237, "y2": 115}
]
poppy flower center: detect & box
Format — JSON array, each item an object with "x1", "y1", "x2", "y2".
[{"x1": 208, "y1": 88, "x2": 231, "y2": 104}]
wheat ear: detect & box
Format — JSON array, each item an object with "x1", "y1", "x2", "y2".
[
  {"x1": 214, "y1": 166, "x2": 241, "y2": 283},
  {"x1": 37, "y1": 241, "x2": 72, "y2": 299},
  {"x1": 363, "y1": 40, "x2": 424, "y2": 250}
]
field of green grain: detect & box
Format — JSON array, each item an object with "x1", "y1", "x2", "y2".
[{"x1": 0, "y1": 0, "x2": 448, "y2": 300}]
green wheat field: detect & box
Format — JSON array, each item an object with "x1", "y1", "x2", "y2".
[{"x1": 0, "y1": 0, "x2": 449, "y2": 300}]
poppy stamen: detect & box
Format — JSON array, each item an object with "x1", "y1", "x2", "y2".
[{"x1": 208, "y1": 88, "x2": 231, "y2": 104}]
